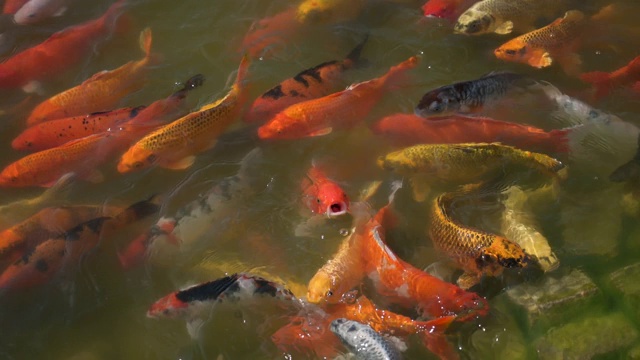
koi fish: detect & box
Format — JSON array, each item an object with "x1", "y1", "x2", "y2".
[
  {"x1": 421, "y1": 0, "x2": 476, "y2": 22},
  {"x1": 117, "y1": 55, "x2": 250, "y2": 172},
  {"x1": 272, "y1": 295, "x2": 454, "y2": 359},
  {"x1": 296, "y1": 0, "x2": 365, "y2": 24},
  {"x1": 27, "y1": 27, "x2": 156, "y2": 125},
  {"x1": 429, "y1": 189, "x2": 529, "y2": 289},
  {"x1": 119, "y1": 148, "x2": 264, "y2": 267},
  {"x1": 240, "y1": 8, "x2": 300, "y2": 58},
  {"x1": 147, "y1": 273, "x2": 296, "y2": 338},
  {"x1": 414, "y1": 71, "x2": 537, "y2": 117},
  {"x1": 0, "y1": 195, "x2": 160, "y2": 292},
  {"x1": 378, "y1": 143, "x2": 564, "y2": 201},
  {"x1": 371, "y1": 113, "x2": 573, "y2": 154},
  {"x1": 580, "y1": 55, "x2": 640, "y2": 100},
  {"x1": 4, "y1": 0, "x2": 29, "y2": 14},
  {"x1": 301, "y1": 165, "x2": 349, "y2": 217},
  {"x1": 0, "y1": 172, "x2": 75, "y2": 229},
  {"x1": 0, "y1": 0, "x2": 128, "y2": 92},
  {"x1": 0, "y1": 203, "x2": 121, "y2": 270},
  {"x1": 454, "y1": 0, "x2": 568, "y2": 35},
  {"x1": 244, "y1": 36, "x2": 367, "y2": 124},
  {"x1": 14, "y1": 0, "x2": 70, "y2": 25},
  {"x1": 13, "y1": 106, "x2": 145, "y2": 151},
  {"x1": 494, "y1": 10, "x2": 586, "y2": 75},
  {"x1": 14, "y1": 74, "x2": 204, "y2": 152},
  {"x1": 330, "y1": 318, "x2": 402, "y2": 360},
  {"x1": 258, "y1": 56, "x2": 419, "y2": 140}
]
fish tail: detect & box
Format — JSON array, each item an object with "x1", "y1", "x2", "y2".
[
  {"x1": 610, "y1": 158, "x2": 640, "y2": 182},
  {"x1": 381, "y1": 56, "x2": 420, "y2": 90},
  {"x1": 580, "y1": 71, "x2": 613, "y2": 99},
  {"x1": 112, "y1": 194, "x2": 162, "y2": 225},
  {"x1": 139, "y1": 27, "x2": 153, "y2": 57},
  {"x1": 233, "y1": 54, "x2": 251, "y2": 92},
  {"x1": 343, "y1": 34, "x2": 369, "y2": 67},
  {"x1": 38, "y1": 172, "x2": 76, "y2": 205}
]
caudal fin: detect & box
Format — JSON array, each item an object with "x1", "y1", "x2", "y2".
[
  {"x1": 343, "y1": 34, "x2": 369, "y2": 67},
  {"x1": 580, "y1": 71, "x2": 613, "y2": 100}
]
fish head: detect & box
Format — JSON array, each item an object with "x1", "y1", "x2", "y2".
[
  {"x1": 258, "y1": 113, "x2": 306, "y2": 140},
  {"x1": 307, "y1": 272, "x2": 342, "y2": 304},
  {"x1": 329, "y1": 318, "x2": 363, "y2": 341},
  {"x1": 117, "y1": 146, "x2": 157, "y2": 173},
  {"x1": 422, "y1": 0, "x2": 458, "y2": 21},
  {"x1": 476, "y1": 237, "x2": 528, "y2": 275},
  {"x1": 454, "y1": 9, "x2": 494, "y2": 35},
  {"x1": 415, "y1": 88, "x2": 458, "y2": 117},
  {"x1": 147, "y1": 293, "x2": 189, "y2": 319},
  {"x1": 0, "y1": 163, "x2": 23, "y2": 187},
  {"x1": 377, "y1": 150, "x2": 424, "y2": 175},
  {"x1": 315, "y1": 182, "x2": 349, "y2": 217},
  {"x1": 11, "y1": 130, "x2": 38, "y2": 151},
  {"x1": 494, "y1": 40, "x2": 551, "y2": 68}
]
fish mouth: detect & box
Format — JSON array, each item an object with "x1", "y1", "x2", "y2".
[{"x1": 326, "y1": 202, "x2": 348, "y2": 217}]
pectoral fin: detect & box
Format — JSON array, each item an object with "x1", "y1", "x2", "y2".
[
  {"x1": 409, "y1": 175, "x2": 431, "y2": 202},
  {"x1": 162, "y1": 156, "x2": 196, "y2": 170},
  {"x1": 494, "y1": 20, "x2": 514, "y2": 34},
  {"x1": 456, "y1": 272, "x2": 480, "y2": 290},
  {"x1": 306, "y1": 127, "x2": 333, "y2": 137}
]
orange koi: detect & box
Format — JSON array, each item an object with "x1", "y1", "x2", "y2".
[
  {"x1": 26, "y1": 27, "x2": 156, "y2": 125},
  {"x1": 244, "y1": 36, "x2": 367, "y2": 124},
  {"x1": 2, "y1": 75, "x2": 205, "y2": 187},
  {"x1": 13, "y1": 106, "x2": 145, "y2": 151},
  {"x1": 301, "y1": 165, "x2": 349, "y2": 217},
  {"x1": 117, "y1": 56, "x2": 250, "y2": 173},
  {"x1": 421, "y1": 0, "x2": 475, "y2": 21},
  {"x1": 272, "y1": 296, "x2": 455, "y2": 359},
  {"x1": 371, "y1": 113, "x2": 573, "y2": 154},
  {"x1": 0, "y1": 0, "x2": 128, "y2": 92},
  {"x1": 0, "y1": 195, "x2": 160, "y2": 292},
  {"x1": 0, "y1": 204, "x2": 120, "y2": 269},
  {"x1": 3, "y1": 0, "x2": 29, "y2": 14},
  {"x1": 494, "y1": 10, "x2": 585, "y2": 75},
  {"x1": 240, "y1": 8, "x2": 299, "y2": 58},
  {"x1": 258, "y1": 56, "x2": 419, "y2": 140},
  {"x1": 581, "y1": 55, "x2": 640, "y2": 100}
]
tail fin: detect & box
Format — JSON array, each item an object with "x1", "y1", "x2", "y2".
[
  {"x1": 233, "y1": 54, "x2": 251, "y2": 91},
  {"x1": 39, "y1": 172, "x2": 76, "y2": 206},
  {"x1": 380, "y1": 56, "x2": 420, "y2": 90},
  {"x1": 580, "y1": 71, "x2": 612, "y2": 99},
  {"x1": 343, "y1": 34, "x2": 369, "y2": 67},
  {"x1": 139, "y1": 27, "x2": 152, "y2": 57},
  {"x1": 170, "y1": 74, "x2": 205, "y2": 100}
]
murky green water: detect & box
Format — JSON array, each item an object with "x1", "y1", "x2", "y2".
[{"x1": 2, "y1": 0, "x2": 640, "y2": 359}]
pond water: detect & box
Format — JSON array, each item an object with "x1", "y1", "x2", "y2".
[{"x1": 1, "y1": 0, "x2": 640, "y2": 359}]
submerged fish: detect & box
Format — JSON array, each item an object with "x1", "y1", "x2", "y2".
[
  {"x1": 244, "y1": 36, "x2": 367, "y2": 124},
  {"x1": 301, "y1": 165, "x2": 349, "y2": 217},
  {"x1": 378, "y1": 143, "x2": 564, "y2": 200},
  {"x1": 454, "y1": 0, "x2": 568, "y2": 35},
  {"x1": 494, "y1": 10, "x2": 586, "y2": 75},
  {"x1": 371, "y1": 113, "x2": 573, "y2": 154},
  {"x1": 414, "y1": 72, "x2": 538, "y2": 117},
  {"x1": 258, "y1": 56, "x2": 418, "y2": 140},
  {"x1": 296, "y1": 0, "x2": 365, "y2": 24},
  {"x1": 4, "y1": 0, "x2": 29, "y2": 14},
  {"x1": 581, "y1": 55, "x2": 640, "y2": 100},
  {"x1": 26, "y1": 28, "x2": 157, "y2": 125},
  {"x1": 14, "y1": 0, "x2": 70, "y2": 25},
  {"x1": 0, "y1": 172, "x2": 75, "y2": 229},
  {"x1": 0, "y1": 195, "x2": 160, "y2": 292},
  {"x1": 118, "y1": 55, "x2": 250, "y2": 172},
  {"x1": 421, "y1": 0, "x2": 476, "y2": 22},
  {"x1": 429, "y1": 189, "x2": 529, "y2": 289},
  {"x1": 0, "y1": 0, "x2": 128, "y2": 92},
  {"x1": 330, "y1": 318, "x2": 402, "y2": 360}
]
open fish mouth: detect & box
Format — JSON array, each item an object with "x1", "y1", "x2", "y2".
[{"x1": 326, "y1": 202, "x2": 348, "y2": 217}]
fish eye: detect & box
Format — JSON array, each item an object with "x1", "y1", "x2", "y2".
[
  {"x1": 133, "y1": 162, "x2": 143, "y2": 169},
  {"x1": 505, "y1": 49, "x2": 517, "y2": 56},
  {"x1": 316, "y1": 198, "x2": 321, "y2": 204},
  {"x1": 326, "y1": 290, "x2": 333, "y2": 297},
  {"x1": 466, "y1": 20, "x2": 481, "y2": 33},
  {"x1": 146, "y1": 154, "x2": 157, "y2": 163},
  {"x1": 429, "y1": 101, "x2": 443, "y2": 113}
]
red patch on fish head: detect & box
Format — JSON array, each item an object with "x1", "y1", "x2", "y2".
[
  {"x1": 147, "y1": 293, "x2": 188, "y2": 319},
  {"x1": 258, "y1": 113, "x2": 304, "y2": 140},
  {"x1": 422, "y1": 0, "x2": 456, "y2": 21}
]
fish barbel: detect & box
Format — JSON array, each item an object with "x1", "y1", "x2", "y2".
[
  {"x1": 27, "y1": 27, "x2": 157, "y2": 125},
  {"x1": 454, "y1": 0, "x2": 568, "y2": 35},
  {"x1": 429, "y1": 189, "x2": 529, "y2": 289},
  {"x1": 117, "y1": 55, "x2": 250, "y2": 172}
]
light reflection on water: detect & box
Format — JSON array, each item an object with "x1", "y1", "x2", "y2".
[{"x1": 0, "y1": 0, "x2": 640, "y2": 359}]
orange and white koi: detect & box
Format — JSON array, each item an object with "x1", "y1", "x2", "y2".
[
  {"x1": 27, "y1": 27, "x2": 156, "y2": 125},
  {"x1": 117, "y1": 56, "x2": 250, "y2": 172},
  {"x1": 258, "y1": 56, "x2": 419, "y2": 140},
  {"x1": 244, "y1": 36, "x2": 367, "y2": 124},
  {"x1": 494, "y1": 10, "x2": 586, "y2": 75}
]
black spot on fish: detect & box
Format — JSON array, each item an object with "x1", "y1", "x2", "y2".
[
  {"x1": 293, "y1": 60, "x2": 336, "y2": 88},
  {"x1": 130, "y1": 106, "x2": 146, "y2": 118},
  {"x1": 347, "y1": 325, "x2": 357, "y2": 332},
  {"x1": 64, "y1": 217, "x2": 110, "y2": 241},
  {"x1": 289, "y1": 90, "x2": 301, "y2": 97},
  {"x1": 254, "y1": 278, "x2": 278, "y2": 297},
  {"x1": 122, "y1": 197, "x2": 161, "y2": 220},
  {"x1": 176, "y1": 274, "x2": 240, "y2": 303},
  {"x1": 498, "y1": 256, "x2": 521, "y2": 268},
  {"x1": 263, "y1": 85, "x2": 285, "y2": 100},
  {"x1": 35, "y1": 259, "x2": 48, "y2": 273}
]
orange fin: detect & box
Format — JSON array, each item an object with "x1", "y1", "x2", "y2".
[
  {"x1": 139, "y1": 27, "x2": 152, "y2": 57},
  {"x1": 162, "y1": 156, "x2": 196, "y2": 170},
  {"x1": 306, "y1": 127, "x2": 332, "y2": 137}
]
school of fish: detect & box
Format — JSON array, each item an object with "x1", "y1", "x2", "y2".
[{"x1": 1, "y1": 0, "x2": 640, "y2": 359}]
